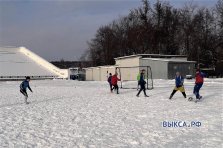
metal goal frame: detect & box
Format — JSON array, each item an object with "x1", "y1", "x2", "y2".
[{"x1": 116, "y1": 66, "x2": 153, "y2": 90}]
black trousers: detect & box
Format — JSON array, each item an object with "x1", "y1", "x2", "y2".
[
  {"x1": 20, "y1": 89, "x2": 28, "y2": 97},
  {"x1": 112, "y1": 84, "x2": 119, "y2": 94},
  {"x1": 170, "y1": 90, "x2": 186, "y2": 98},
  {"x1": 137, "y1": 85, "x2": 147, "y2": 96},
  {"x1": 109, "y1": 83, "x2": 113, "y2": 91}
]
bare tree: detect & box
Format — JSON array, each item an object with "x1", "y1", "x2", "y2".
[{"x1": 85, "y1": 0, "x2": 221, "y2": 69}]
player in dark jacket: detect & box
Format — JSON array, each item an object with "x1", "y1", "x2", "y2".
[
  {"x1": 193, "y1": 69, "x2": 206, "y2": 100},
  {"x1": 137, "y1": 69, "x2": 145, "y2": 90},
  {"x1": 107, "y1": 73, "x2": 113, "y2": 92},
  {"x1": 136, "y1": 71, "x2": 149, "y2": 97},
  {"x1": 169, "y1": 72, "x2": 187, "y2": 99},
  {"x1": 20, "y1": 76, "x2": 33, "y2": 104}
]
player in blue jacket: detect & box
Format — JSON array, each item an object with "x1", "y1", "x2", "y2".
[
  {"x1": 20, "y1": 76, "x2": 33, "y2": 104},
  {"x1": 169, "y1": 72, "x2": 187, "y2": 99}
]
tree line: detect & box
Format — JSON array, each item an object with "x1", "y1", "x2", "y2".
[{"x1": 83, "y1": 0, "x2": 223, "y2": 69}]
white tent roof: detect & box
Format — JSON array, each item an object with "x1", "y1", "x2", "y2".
[{"x1": 0, "y1": 47, "x2": 57, "y2": 78}]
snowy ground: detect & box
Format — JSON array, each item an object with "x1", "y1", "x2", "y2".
[{"x1": 0, "y1": 79, "x2": 222, "y2": 147}]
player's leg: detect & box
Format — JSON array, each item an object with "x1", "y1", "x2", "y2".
[
  {"x1": 193, "y1": 84, "x2": 199, "y2": 98},
  {"x1": 20, "y1": 89, "x2": 28, "y2": 97},
  {"x1": 113, "y1": 84, "x2": 118, "y2": 94},
  {"x1": 112, "y1": 85, "x2": 116, "y2": 90},
  {"x1": 137, "y1": 81, "x2": 140, "y2": 90},
  {"x1": 110, "y1": 83, "x2": 113, "y2": 92},
  {"x1": 169, "y1": 88, "x2": 177, "y2": 99},
  {"x1": 136, "y1": 86, "x2": 143, "y2": 97},
  {"x1": 116, "y1": 85, "x2": 119, "y2": 94},
  {"x1": 196, "y1": 84, "x2": 203, "y2": 99},
  {"x1": 194, "y1": 84, "x2": 202, "y2": 99},
  {"x1": 179, "y1": 86, "x2": 187, "y2": 98},
  {"x1": 20, "y1": 89, "x2": 28, "y2": 103},
  {"x1": 182, "y1": 92, "x2": 186, "y2": 98},
  {"x1": 143, "y1": 87, "x2": 149, "y2": 97},
  {"x1": 24, "y1": 91, "x2": 28, "y2": 104}
]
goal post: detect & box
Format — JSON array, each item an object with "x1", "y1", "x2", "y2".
[{"x1": 116, "y1": 66, "x2": 153, "y2": 90}]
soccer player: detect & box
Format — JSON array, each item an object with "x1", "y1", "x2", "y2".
[
  {"x1": 107, "y1": 73, "x2": 113, "y2": 92},
  {"x1": 111, "y1": 72, "x2": 121, "y2": 94},
  {"x1": 20, "y1": 76, "x2": 33, "y2": 104},
  {"x1": 169, "y1": 72, "x2": 187, "y2": 99},
  {"x1": 136, "y1": 70, "x2": 149, "y2": 97},
  {"x1": 193, "y1": 69, "x2": 206, "y2": 100}
]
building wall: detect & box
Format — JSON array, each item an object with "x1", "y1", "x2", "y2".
[
  {"x1": 140, "y1": 59, "x2": 168, "y2": 79},
  {"x1": 168, "y1": 62, "x2": 195, "y2": 79},
  {"x1": 100, "y1": 67, "x2": 116, "y2": 81},
  {"x1": 115, "y1": 57, "x2": 141, "y2": 81},
  {"x1": 115, "y1": 56, "x2": 140, "y2": 67},
  {"x1": 85, "y1": 56, "x2": 195, "y2": 81},
  {"x1": 169, "y1": 57, "x2": 187, "y2": 61},
  {"x1": 85, "y1": 67, "x2": 116, "y2": 81},
  {"x1": 117, "y1": 67, "x2": 140, "y2": 81},
  {"x1": 85, "y1": 69, "x2": 93, "y2": 81},
  {"x1": 92, "y1": 67, "x2": 100, "y2": 81}
]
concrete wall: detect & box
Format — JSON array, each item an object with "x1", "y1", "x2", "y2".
[
  {"x1": 140, "y1": 59, "x2": 168, "y2": 79},
  {"x1": 168, "y1": 62, "x2": 195, "y2": 79}
]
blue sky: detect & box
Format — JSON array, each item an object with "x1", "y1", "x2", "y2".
[{"x1": 0, "y1": 0, "x2": 218, "y2": 61}]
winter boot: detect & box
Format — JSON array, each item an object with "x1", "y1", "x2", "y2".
[
  {"x1": 24, "y1": 96, "x2": 28, "y2": 104},
  {"x1": 169, "y1": 95, "x2": 173, "y2": 100}
]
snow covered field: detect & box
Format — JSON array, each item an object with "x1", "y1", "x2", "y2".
[{"x1": 0, "y1": 79, "x2": 222, "y2": 147}]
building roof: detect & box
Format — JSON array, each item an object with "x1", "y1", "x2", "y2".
[
  {"x1": 114, "y1": 55, "x2": 140, "y2": 60},
  {"x1": 98, "y1": 65, "x2": 116, "y2": 68},
  {"x1": 137, "y1": 54, "x2": 187, "y2": 58},
  {"x1": 142, "y1": 58, "x2": 196, "y2": 63},
  {"x1": 114, "y1": 54, "x2": 188, "y2": 60},
  {"x1": 0, "y1": 47, "x2": 57, "y2": 78},
  {"x1": 83, "y1": 67, "x2": 94, "y2": 70}
]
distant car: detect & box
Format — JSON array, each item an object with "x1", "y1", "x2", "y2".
[
  {"x1": 70, "y1": 75, "x2": 79, "y2": 80},
  {"x1": 68, "y1": 68, "x2": 85, "y2": 80},
  {"x1": 186, "y1": 75, "x2": 193, "y2": 79}
]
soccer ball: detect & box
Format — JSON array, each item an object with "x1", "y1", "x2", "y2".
[{"x1": 188, "y1": 97, "x2": 193, "y2": 101}]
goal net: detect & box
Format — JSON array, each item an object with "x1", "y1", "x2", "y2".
[{"x1": 116, "y1": 66, "x2": 153, "y2": 90}]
